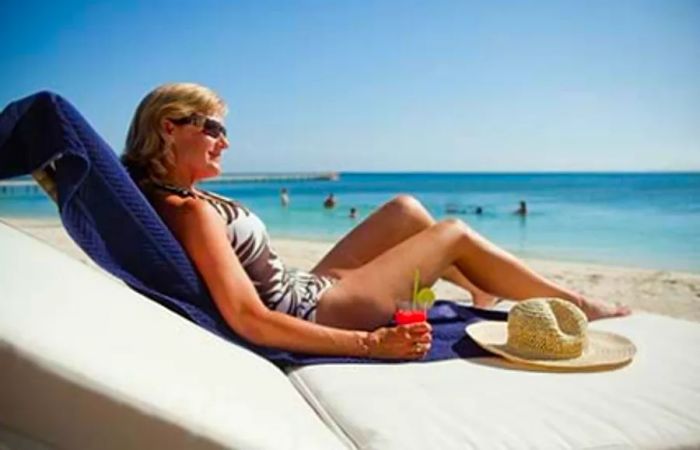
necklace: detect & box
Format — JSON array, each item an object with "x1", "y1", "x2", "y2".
[
  {"x1": 150, "y1": 179, "x2": 197, "y2": 198},
  {"x1": 150, "y1": 179, "x2": 251, "y2": 216}
]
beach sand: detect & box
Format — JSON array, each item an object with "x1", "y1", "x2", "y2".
[{"x1": 5, "y1": 216, "x2": 700, "y2": 323}]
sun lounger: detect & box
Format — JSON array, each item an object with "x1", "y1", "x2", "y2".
[
  {"x1": 2, "y1": 91, "x2": 700, "y2": 449},
  {"x1": 2, "y1": 221, "x2": 700, "y2": 449},
  {"x1": 288, "y1": 311, "x2": 700, "y2": 449}
]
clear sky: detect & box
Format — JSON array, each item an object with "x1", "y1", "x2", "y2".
[{"x1": 1, "y1": 0, "x2": 698, "y2": 172}]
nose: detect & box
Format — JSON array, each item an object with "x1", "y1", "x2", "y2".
[{"x1": 217, "y1": 134, "x2": 229, "y2": 150}]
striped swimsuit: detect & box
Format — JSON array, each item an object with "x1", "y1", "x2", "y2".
[{"x1": 153, "y1": 183, "x2": 334, "y2": 321}]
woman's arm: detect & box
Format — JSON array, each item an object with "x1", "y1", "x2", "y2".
[{"x1": 159, "y1": 197, "x2": 380, "y2": 357}]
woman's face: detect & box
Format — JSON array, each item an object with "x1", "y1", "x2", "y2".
[{"x1": 165, "y1": 113, "x2": 229, "y2": 182}]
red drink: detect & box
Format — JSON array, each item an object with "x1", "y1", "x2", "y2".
[{"x1": 394, "y1": 309, "x2": 428, "y2": 325}]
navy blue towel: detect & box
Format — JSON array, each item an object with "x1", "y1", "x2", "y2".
[{"x1": 0, "y1": 91, "x2": 507, "y2": 366}]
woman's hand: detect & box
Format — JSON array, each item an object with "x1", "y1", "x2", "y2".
[{"x1": 367, "y1": 322, "x2": 433, "y2": 360}]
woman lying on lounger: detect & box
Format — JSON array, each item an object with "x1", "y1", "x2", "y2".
[{"x1": 121, "y1": 83, "x2": 630, "y2": 361}]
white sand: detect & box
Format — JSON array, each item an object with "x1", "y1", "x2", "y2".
[{"x1": 5, "y1": 216, "x2": 700, "y2": 323}]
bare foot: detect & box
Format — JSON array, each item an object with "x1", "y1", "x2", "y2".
[
  {"x1": 578, "y1": 297, "x2": 631, "y2": 321},
  {"x1": 471, "y1": 291, "x2": 501, "y2": 309}
]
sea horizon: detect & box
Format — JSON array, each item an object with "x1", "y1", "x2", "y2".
[
  {"x1": 3, "y1": 169, "x2": 700, "y2": 180},
  {"x1": 224, "y1": 170, "x2": 700, "y2": 175}
]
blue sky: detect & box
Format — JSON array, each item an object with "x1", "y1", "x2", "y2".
[{"x1": 1, "y1": 0, "x2": 698, "y2": 172}]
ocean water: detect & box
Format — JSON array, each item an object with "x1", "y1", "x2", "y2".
[{"x1": 1, "y1": 172, "x2": 699, "y2": 272}]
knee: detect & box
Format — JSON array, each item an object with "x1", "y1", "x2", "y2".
[
  {"x1": 437, "y1": 218, "x2": 474, "y2": 242},
  {"x1": 386, "y1": 194, "x2": 429, "y2": 220}
]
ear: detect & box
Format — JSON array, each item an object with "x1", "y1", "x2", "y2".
[{"x1": 160, "y1": 118, "x2": 176, "y2": 138}]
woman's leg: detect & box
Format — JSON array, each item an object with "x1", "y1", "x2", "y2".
[
  {"x1": 311, "y1": 195, "x2": 497, "y2": 306},
  {"x1": 316, "y1": 219, "x2": 630, "y2": 330}
]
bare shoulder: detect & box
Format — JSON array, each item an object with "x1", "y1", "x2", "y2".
[{"x1": 152, "y1": 193, "x2": 224, "y2": 238}]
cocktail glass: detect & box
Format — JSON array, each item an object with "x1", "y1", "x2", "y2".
[{"x1": 394, "y1": 300, "x2": 428, "y2": 325}]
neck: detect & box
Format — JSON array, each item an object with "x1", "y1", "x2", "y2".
[{"x1": 160, "y1": 170, "x2": 197, "y2": 191}]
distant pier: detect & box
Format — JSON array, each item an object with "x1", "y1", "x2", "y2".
[
  {"x1": 205, "y1": 172, "x2": 339, "y2": 183},
  {"x1": 0, "y1": 172, "x2": 340, "y2": 197},
  {"x1": 0, "y1": 180, "x2": 46, "y2": 197}
]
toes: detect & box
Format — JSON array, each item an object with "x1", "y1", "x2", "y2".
[{"x1": 616, "y1": 303, "x2": 632, "y2": 316}]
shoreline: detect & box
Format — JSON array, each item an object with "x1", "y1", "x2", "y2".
[
  {"x1": 270, "y1": 230, "x2": 700, "y2": 276},
  {"x1": 4, "y1": 216, "x2": 700, "y2": 323},
  {"x1": 8, "y1": 216, "x2": 700, "y2": 276}
]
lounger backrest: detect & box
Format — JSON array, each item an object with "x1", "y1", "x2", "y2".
[{"x1": 0, "y1": 91, "x2": 234, "y2": 340}]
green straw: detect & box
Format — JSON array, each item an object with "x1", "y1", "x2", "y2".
[{"x1": 412, "y1": 268, "x2": 420, "y2": 310}]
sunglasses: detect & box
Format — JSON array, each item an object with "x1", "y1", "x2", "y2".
[{"x1": 169, "y1": 114, "x2": 227, "y2": 139}]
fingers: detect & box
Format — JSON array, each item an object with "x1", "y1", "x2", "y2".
[
  {"x1": 400, "y1": 322, "x2": 432, "y2": 334},
  {"x1": 375, "y1": 323, "x2": 433, "y2": 360},
  {"x1": 409, "y1": 341, "x2": 431, "y2": 358},
  {"x1": 404, "y1": 324, "x2": 432, "y2": 357},
  {"x1": 414, "y1": 333, "x2": 432, "y2": 344},
  {"x1": 395, "y1": 323, "x2": 432, "y2": 343}
]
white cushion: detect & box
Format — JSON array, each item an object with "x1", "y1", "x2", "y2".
[
  {"x1": 0, "y1": 222, "x2": 344, "y2": 450},
  {"x1": 289, "y1": 311, "x2": 700, "y2": 449}
]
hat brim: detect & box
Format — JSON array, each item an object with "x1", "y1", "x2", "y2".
[{"x1": 466, "y1": 321, "x2": 636, "y2": 371}]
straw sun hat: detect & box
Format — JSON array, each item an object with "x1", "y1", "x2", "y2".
[{"x1": 466, "y1": 298, "x2": 636, "y2": 371}]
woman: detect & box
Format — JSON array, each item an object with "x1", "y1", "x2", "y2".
[{"x1": 121, "y1": 83, "x2": 630, "y2": 361}]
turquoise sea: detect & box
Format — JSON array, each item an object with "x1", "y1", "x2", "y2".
[{"x1": 1, "y1": 172, "x2": 699, "y2": 273}]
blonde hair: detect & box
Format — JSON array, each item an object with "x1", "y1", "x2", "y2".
[{"x1": 121, "y1": 83, "x2": 227, "y2": 187}]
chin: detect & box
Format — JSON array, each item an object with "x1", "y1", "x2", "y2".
[
  {"x1": 205, "y1": 165, "x2": 222, "y2": 179},
  {"x1": 194, "y1": 168, "x2": 221, "y2": 182}
]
